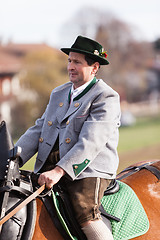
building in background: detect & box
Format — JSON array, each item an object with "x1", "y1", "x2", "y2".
[{"x1": 0, "y1": 43, "x2": 53, "y2": 127}]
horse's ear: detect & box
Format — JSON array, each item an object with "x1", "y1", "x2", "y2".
[
  {"x1": 0, "y1": 121, "x2": 14, "y2": 180},
  {"x1": 0, "y1": 120, "x2": 14, "y2": 151}
]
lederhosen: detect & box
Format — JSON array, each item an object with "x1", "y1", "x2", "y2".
[{"x1": 39, "y1": 137, "x2": 111, "y2": 225}]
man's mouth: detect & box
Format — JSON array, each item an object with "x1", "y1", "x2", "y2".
[{"x1": 69, "y1": 72, "x2": 77, "y2": 77}]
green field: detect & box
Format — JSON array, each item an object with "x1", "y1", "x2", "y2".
[
  {"x1": 21, "y1": 115, "x2": 160, "y2": 171},
  {"x1": 117, "y1": 115, "x2": 160, "y2": 172},
  {"x1": 118, "y1": 115, "x2": 160, "y2": 153}
]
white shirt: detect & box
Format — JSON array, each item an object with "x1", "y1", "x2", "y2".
[{"x1": 70, "y1": 78, "x2": 94, "y2": 104}]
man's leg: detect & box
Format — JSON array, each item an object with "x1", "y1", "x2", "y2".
[
  {"x1": 65, "y1": 177, "x2": 114, "y2": 240},
  {"x1": 81, "y1": 219, "x2": 113, "y2": 240}
]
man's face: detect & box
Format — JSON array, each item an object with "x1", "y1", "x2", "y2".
[{"x1": 67, "y1": 52, "x2": 95, "y2": 89}]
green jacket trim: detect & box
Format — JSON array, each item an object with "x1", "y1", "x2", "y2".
[
  {"x1": 68, "y1": 77, "x2": 96, "y2": 103},
  {"x1": 72, "y1": 159, "x2": 90, "y2": 177}
]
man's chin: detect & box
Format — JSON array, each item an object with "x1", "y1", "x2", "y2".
[{"x1": 69, "y1": 77, "x2": 78, "y2": 83}]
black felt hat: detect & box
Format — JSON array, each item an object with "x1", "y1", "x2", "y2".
[{"x1": 61, "y1": 35, "x2": 109, "y2": 65}]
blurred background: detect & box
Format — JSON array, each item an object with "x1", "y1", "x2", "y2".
[{"x1": 0, "y1": 0, "x2": 160, "y2": 171}]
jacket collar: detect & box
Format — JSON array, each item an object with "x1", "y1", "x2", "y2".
[{"x1": 68, "y1": 77, "x2": 97, "y2": 103}]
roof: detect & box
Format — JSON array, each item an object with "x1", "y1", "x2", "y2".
[{"x1": 0, "y1": 43, "x2": 56, "y2": 74}]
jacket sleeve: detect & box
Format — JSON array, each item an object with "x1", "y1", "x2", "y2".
[
  {"x1": 15, "y1": 104, "x2": 49, "y2": 165},
  {"x1": 57, "y1": 91, "x2": 121, "y2": 180}
]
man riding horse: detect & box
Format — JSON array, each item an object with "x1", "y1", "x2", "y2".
[{"x1": 16, "y1": 35, "x2": 121, "y2": 240}]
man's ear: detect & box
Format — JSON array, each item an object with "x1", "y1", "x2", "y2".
[{"x1": 92, "y1": 62, "x2": 100, "y2": 75}]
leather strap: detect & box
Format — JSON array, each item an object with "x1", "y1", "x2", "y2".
[
  {"x1": 99, "y1": 204, "x2": 121, "y2": 222},
  {"x1": 0, "y1": 184, "x2": 45, "y2": 226},
  {"x1": 144, "y1": 165, "x2": 160, "y2": 180},
  {"x1": 0, "y1": 185, "x2": 32, "y2": 196},
  {"x1": 117, "y1": 161, "x2": 160, "y2": 180}
]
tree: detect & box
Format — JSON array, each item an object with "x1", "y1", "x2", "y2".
[
  {"x1": 11, "y1": 47, "x2": 68, "y2": 137},
  {"x1": 95, "y1": 19, "x2": 153, "y2": 102},
  {"x1": 20, "y1": 48, "x2": 68, "y2": 112}
]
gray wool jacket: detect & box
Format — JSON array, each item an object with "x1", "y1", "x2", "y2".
[{"x1": 16, "y1": 78, "x2": 121, "y2": 180}]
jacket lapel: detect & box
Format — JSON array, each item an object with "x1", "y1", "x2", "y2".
[
  {"x1": 57, "y1": 77, "x2": 97, "y2": 123},
  {"x1": 56, "y1": 88, "x2": 71, "y2": 124},
  {"x1": 61, "y1": 101, "x2": 82, "y2": 122}
]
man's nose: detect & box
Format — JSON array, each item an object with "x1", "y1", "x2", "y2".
[{"x1": 68, "y1": 62, "x2": 75, "y2": 70}]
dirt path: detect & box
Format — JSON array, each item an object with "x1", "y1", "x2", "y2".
[{"x1": 118, "y1": 143, "x2": 160, "y2": 173}]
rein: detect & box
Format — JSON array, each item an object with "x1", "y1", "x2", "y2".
[
  {"x1": 0, "y1": 184, "x2": 45, "y2": 226},
  {"x1": 117, "y1": 161, "x2": 160, "y2": 181}
]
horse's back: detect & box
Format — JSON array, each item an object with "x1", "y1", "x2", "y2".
[{"x1": 121, "y1": 160, "x2": 160, "y2": 239}]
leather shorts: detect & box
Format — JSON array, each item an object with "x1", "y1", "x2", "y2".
[{"x1": 61, "y1": 177, "x2": 111, "y2": 225}]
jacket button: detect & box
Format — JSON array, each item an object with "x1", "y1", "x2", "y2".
[
  {"x1": 65, "y1": 138, "x2": 71, "y2": 143},
  {"x1": 74, "y1": 165, "x2": 78, "y2": 169},
  {"x1": 66, "y1": 120, "x2": 70, "y2": 125},
  {"x1": 74, "y1": 103, "x2": 79, "y2": 107},
  {"x1": 59, "y1": 102, "x2": 64, "y2": 107},
  {"x1": 85, "y1": 160, "x2": 88, "y2": 164},
  {"x1": 48, "y1": 121, "x2": 52, "y2": 126},
  {"x1": 39, "y1": 137, "x2": 43, "y2": 143}
]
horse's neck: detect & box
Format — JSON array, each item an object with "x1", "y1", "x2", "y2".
[{"x1": 32, "y1": 198, "x2": 64, "y2": 240}]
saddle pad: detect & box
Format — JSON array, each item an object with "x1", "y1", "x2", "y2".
[
  {"x1": 51, "y1": 190, "x2": 78, "y2": 240},
  {"x1": 101, "y1": 180, "x2": 149, "y2": 240}
]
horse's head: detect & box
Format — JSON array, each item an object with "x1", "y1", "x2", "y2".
[{"x1": 0, "y1": 121, "x2": 21, "y2": 182}]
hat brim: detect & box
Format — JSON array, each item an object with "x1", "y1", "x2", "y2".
[{"x1": 61, "y1": 48, "x2": 109, "y2": 65}]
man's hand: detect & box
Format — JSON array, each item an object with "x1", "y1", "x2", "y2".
[{"x1": 38, "y1": 166, "x2": 65, "y2": 189}]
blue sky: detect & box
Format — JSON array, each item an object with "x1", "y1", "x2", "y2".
[{"x1": 0, "y1": 0, "x2": 159, "y2": 47}]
